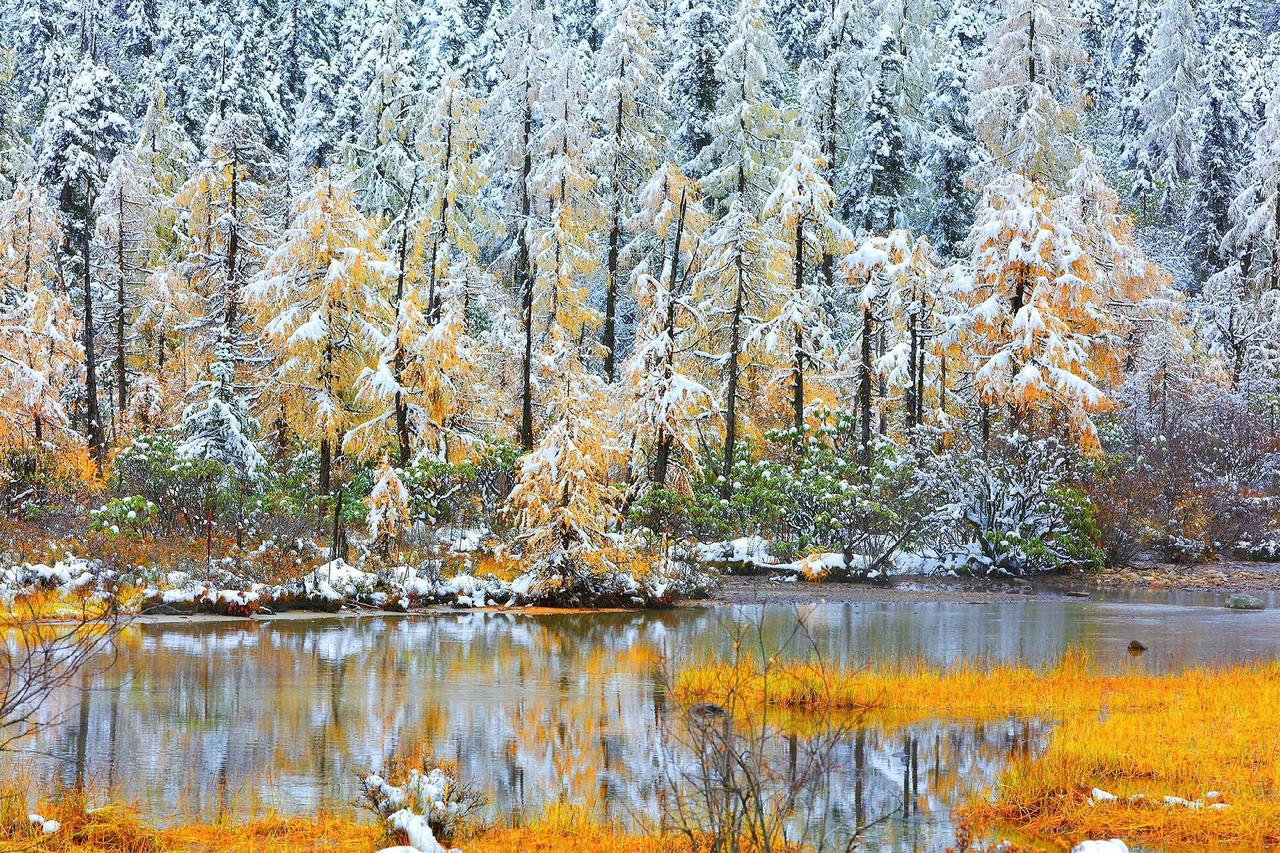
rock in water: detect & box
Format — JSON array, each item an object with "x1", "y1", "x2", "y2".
[
  {"x1": 1072, "y1": 841, "x2": 1129, "y2": 853},
  {"x1": 1225, "y1": 593, "x2": 1265, "y2": 611}
]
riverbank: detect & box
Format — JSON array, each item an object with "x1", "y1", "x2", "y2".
[
  {"x1": 706, "y1": 561, "x2": 1280, "y2": 606},
  {"x1": 73, "y1": 560, "x2": 1280, "y2": 626}
]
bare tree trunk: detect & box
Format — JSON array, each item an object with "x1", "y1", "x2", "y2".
[
  {"x1": 114, "y1": 189, "x2": 128, "y2": 414},
  {"x1": 518, "y1": 106, "x2": 535, "y2": 451},
  {"x1": 602, "y1": 91, "x2": 626, "y2": 382},
  {"x1": 225, "y1": 150, "x2": 240, "y2": 330},
  {"x1": 82, "y1": 179, "x2": 105, "y2": 465},
  {"x1": 721, "y1": 262, "x2": 745, "y2": 497},
  {"x1": 652, "y1": 192, "x2": 688, "y2": 489},
  {"x1": 791, "y1": 219, "x2": 805, "y2": 436},
  {"x1": 858, "y1": 304, "x2": 873, "y2": 466},
  {"x1": 906, "y1": 314, "x2": 918, "y2": 434}
]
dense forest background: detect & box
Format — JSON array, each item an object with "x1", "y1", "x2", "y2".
[{"x1": 0, "y1": 0, "x2": 1278, "y2": 588}]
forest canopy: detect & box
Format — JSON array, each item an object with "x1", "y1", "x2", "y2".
[{"x1": 0, "y1": 0, "x2": 1277, "y2": 598}]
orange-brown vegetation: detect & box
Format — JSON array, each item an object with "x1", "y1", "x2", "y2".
[{"x1": 677, "y1": 653, "x2": 1280, "y2": 849}]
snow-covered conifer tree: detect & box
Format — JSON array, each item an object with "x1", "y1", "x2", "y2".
[
  {"x1": 923, "y1": 18, "x2": 981, "y2": 256},
  {"x1": 1223, "y1": 82, "x2": 1280, "y2": 291},
  {"x1": 961, "y1": 173, "x2": 1115, "y2": 448},
  {"x1": 489, "y1": 0, "x2": 554, "y2": 449},
  {"x1": 696, "y1": 0, "x2": 790, "y2": 207},
  {"x1": 593, "y1": 0, "x2": 666, "y2": 381},
  {"x1": 0, "y1": 181, "x2": 80, "y2": 449},
  {"x1": 970, "y1": 0, "x2": 1084, "y2": 184},
  {"x1": 762, "y1": 139, "x2": 850, "y2": 434},
  {"x1": 1189, "y1": 7, "x2": 1253, "y2": 283},
  {"x1": 664, "y1": 0, "x2": 727, "y2": 174},
  {"x1": 34, "y1": 57, "x2": 130, "y2": 463},
  {"x1": 176, "y1": 330, "x2": 266, "y2": 482},
  {"x1": 691, "y1": 196, "x2": 778, "y2": 494},
  {"x1": 92, "y1": 150, "x2": 154, "y2": 424},
  {"x1": 531, "y1": 40, "x2": 602, "y2": 357},
  {"x1": 623, "y1": 164, "x2": 712, "y2": 490},
  {"x1": 350, "y1": 6, "x2": 420, "y2": 221},
  {"x1": 856, "y1": 26, "x2": 910, "y2": 233},
  {"x1": 366, "y1": 456, "x2": 411, "y2": 553}
]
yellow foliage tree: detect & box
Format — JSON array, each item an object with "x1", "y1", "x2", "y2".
[
  {"x1": 963, "y1": 172, "x2": 1125, "y2": 450},
  {"x1": 0, "y1": 182, "x2": 81, "y2": 449},
  {"x1": 505, "y1": 374, "x2": 621, "y2": 598},
  {"x1": 349, "y1": 250, "x2": 491, "y2": 464},
  {"x1": 532, "y1": 45, "x2": 603, "y2": 361},
  {"x1": 366, "y1": 456, "x2": 411, "y2": 555},
  {"x1": 248, "y1": 174, "x2": 386, "y2": 492}
]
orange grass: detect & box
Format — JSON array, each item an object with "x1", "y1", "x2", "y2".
[
  {"x1": 677, "y1": 653, "x2": 1280, "y2": 849},
  {"x1": 0, "y1": 797, "x2": 709, "y2": 853}
]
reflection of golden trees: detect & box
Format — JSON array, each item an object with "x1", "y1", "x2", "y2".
[{"x1": 11, "y1": 609, "x2": 1125, "y2": 850}]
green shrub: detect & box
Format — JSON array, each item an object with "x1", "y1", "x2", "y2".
[{"x1": 90, "y1": 495, "x2": 159, "y2": 536}]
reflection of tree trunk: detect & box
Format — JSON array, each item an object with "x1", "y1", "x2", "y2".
[
  {"x1": 73, "y1": 669, "x2": 91, "y2": 791},
  {"x1": 216, "y1": 740, "x2": 230, "y2": 820},
  {"x1": 107, "y1": 693, "x2": 119, "y2": 788},
  {"x1": 854, "y1": 728, "x2": 865, "y2": 829}
]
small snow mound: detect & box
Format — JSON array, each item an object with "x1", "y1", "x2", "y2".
[
  {"x1": 28, "y1": 814, "x2": 60, "y2": 835},
  {"x1": 1071, "y1": 841, "x2": 1128, "y2": 853}
]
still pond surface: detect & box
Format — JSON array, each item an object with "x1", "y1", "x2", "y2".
[{"x1": 14, "y1": 590, "x2": 1280, "y2": 851}]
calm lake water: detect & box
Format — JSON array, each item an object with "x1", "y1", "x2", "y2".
[{"x1": 11, "y1": 592, "x2": 1280, "y2": 851}]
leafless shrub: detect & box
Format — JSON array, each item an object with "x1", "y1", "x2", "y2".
[
  {"x1": 1, "y1": 590, "x2": 125, "y2": 754},
  {"x1": 656, "y1": 611, "x2": 890, "y2": 853}
]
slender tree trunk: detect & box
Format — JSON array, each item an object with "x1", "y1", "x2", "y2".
[
  {"x1": 427, "y1": 101, "x2": 454, "y2": 324},
  {"x1": 319, "y1": 436, "x2": 331, "y2": 495},
  {"x1": 602, "y1": 91, "x2": 625, "y2": 382},
  {"x1": 320, "y1": 333, "x2": 335, "y2": 494},
  {"x1": 820, "y1": 24, "x2": 840, "y2": 293},
  {"x1": 858, "y1": 304, "x2": 873, "y2": 465},
  {"x1": 226, "y1": 153, "x2": 240, "y2": 330},
  {"x1": 518, "y1": 105, "x2": 535, "y2": 451},
  {"x1": 652, "y1": 192, "x2": 687, "y2": 489},
  {"x1": 939, "y1": 352, "x2": 947, "y2": 420},
  {"x1": 82, "y1": 180, "x2": 105, "y2": 465},
  {"x1": 330, "y1": 487, "x2": 344, "y2": 563},
  {"x1": 721, "y1": 262, "x2": 745, "y2": 497},
  {"x1": 792, "y1": 218, "x2": 805, "y2": 436},
  {"x1": 392, "y1": 176, "x2": 417, "y2": 466},
  {"x1": 115, "y1": 189, "x2": 127, "y2": 414},
  {"x1": 604, "y1": 207, "x2": 621, "y2": 381},
  {"x1": 906, "y1": 314, "x2": 918, "y2": 434}
]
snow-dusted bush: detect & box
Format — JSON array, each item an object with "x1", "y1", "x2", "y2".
[
  {"x1": 934, "y1": 436, "x2": 1104, "y2": 575},
  {"x1": 359, "y1": 761, "x2": 484, "y2": 852},
  {"x1": 0, "y1": 557, "x2": 108, "y2": 602}
]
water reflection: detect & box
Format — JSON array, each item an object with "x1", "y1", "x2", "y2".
[{"x1": 11, "y1": 597, "x2": 1280, "y2": 850}]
